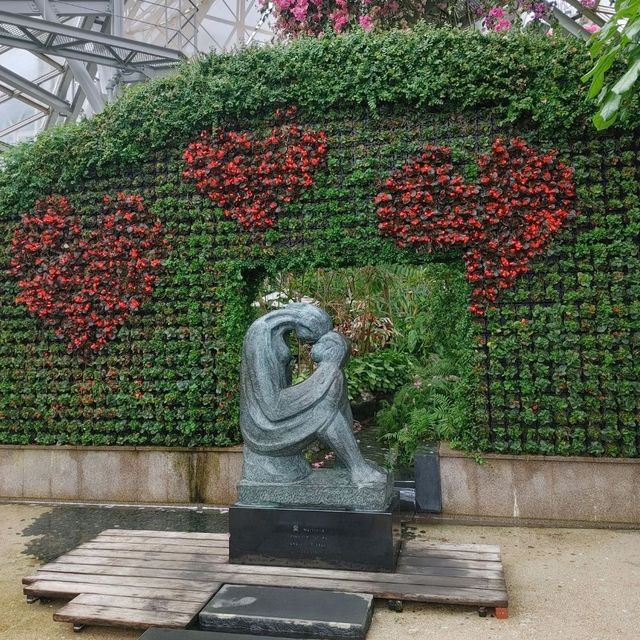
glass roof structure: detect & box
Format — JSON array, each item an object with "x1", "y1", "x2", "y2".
[{"x1": 0, "y1": 0, "x2": 614, "y2": 148}]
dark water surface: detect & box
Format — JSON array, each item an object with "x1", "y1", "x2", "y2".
[
  {"x1": 21, "y1": 505, "x2": 229, "y2": 563},
  {"x1": 356, "y1": 421, "x2": 389, "y2": 468}
]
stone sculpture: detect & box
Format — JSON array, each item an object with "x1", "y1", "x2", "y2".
[{"x1": 239, "y1": 302, "x2": 393, "y2": 510}]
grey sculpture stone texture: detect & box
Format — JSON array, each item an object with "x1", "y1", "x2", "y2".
[{"x1": 238, "y1": 302, "x2": 393, "y2": 511}]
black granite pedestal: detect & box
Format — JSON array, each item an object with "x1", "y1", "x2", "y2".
[{"x1": 229, "y1": 504, "x2": 399, "y2": 572}]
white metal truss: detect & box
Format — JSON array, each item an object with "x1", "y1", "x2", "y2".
[
  {"x1": 201, "y1": 0, "x2": 271, "y2": 50},
  {"x1": 1, "y1": 1, "x2": 112, "y2": 14},
  {"x1": 0, "y1": 0, "x2": 212, "y2": 146},
  {"x1": 0, "y1": 62, "x2": 73, "y2": 115},
  {"x1": 0, "y1": 10, "x2": 186, "y2": 71}
]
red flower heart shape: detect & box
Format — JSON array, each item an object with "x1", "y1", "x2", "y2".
[
  {"x1": 9, "y1": 194, "x2": 169, "y2": 354},
  {"x1": 183, "y1": 107, "x2": 328, "y2": 230},
  {"x1": 376, "y1": 138, "x2": 576, "y2": 315}
]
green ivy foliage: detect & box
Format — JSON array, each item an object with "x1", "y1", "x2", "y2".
[{"x1": 0, "y1": 26, "x2": 637, "y2": 456}]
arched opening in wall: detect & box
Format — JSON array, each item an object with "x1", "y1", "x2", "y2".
[{"x1": 251, "y1": 263, "x2": 476, "y2": 476}]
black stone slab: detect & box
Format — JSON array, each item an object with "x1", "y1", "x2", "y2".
[
  {"x1": 414, "y1": 444, "x2": 442, "y2": 513},
  {"x1": 138, "y1": 630, "x2": 304, "y2": 640},
  {"x1": 199, "y1": 585, "x2": 374, "y2": 640},
  {"x1": 229, "y1": 504, "x2": 399, "y2": 572}
]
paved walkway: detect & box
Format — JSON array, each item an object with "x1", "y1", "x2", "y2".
[{"x1": 1, "y1": 503, "x2": 638, "y2": 640}]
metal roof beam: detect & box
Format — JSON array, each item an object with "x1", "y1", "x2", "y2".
[
  {"x1": 33, "y1": 0, "x2": 105, "y2": 112},
  {"x1": 44, "y1": 66, "x2": 73, "y2": 127},
  {"x1": 1, "y1": 1, "x2": 112, "y2": 15},
  {"x1": 0, "y1": 10, "x2": 186, "y2": 71},
  {"x1": 551, "y1": 7, "x2": 592, "y2": 40},
  {"x1": 28, "y1": 50, "x2": 67, "y2": 72},
  {"x1": 0, "y1": 111, "x2": 46, "y2": 139},
  {"x1": 558, "y1": 0, "x2": 607, "y2": 27},
  {"x1": 0, "y1": 68, "x2": 60, "y2": 106},
  {"x1": 44, "y1": 13, "x2": 101, "y2": 127},
  {"x1": 0, "y1": 82, "x2": 53, "y2": 113},
  {"x1": 0, "y1": 63, "x2": 72, "y2": 114}
]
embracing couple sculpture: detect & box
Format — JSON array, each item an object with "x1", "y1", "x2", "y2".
[{"x1": 240, "y1": 302, "x2": 388, "y2": 493}]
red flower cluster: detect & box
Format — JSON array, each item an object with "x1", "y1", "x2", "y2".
[
  {"x1": 183, "y1": 107, "x2": 328, "y2": 229},
  {"x1": 9, "y1": 194, "x2": 169, "y2": 354},
  {"x1": 376, "y1": 138, "x2": 576, "y2": 315}
]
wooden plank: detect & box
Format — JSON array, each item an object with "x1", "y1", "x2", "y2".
[
  {"x1": 24, "y1": 580, "x2": 213, "y2": 602},
  {"x1": 53, "y1": 602, "x2": 194, "y2": 629},
  {"x1": 95, "y1": 531, "x2": 496, "y2": 554},
  {"x1": 76, "y1": 541, "x2": 228, "y2": 555},
  {"x1": 80, "y1": 533, "x2": 499, "y2": 560},
  {"x1": 44, "y1": 552, "x2": 228, "y2": 570},
  {"x1": 65, "y1": 548, "x2": 228, "y2": 564},
  {"x1": 93, "y1": 535, "x2": 229, "y2": 549},
  {"x1": 402, "y1": 541, "x2": 501, "y2": 554},
  {"x1": 47, "y1": 554, "x2": 505, "y2": 580},
  {"x1": 393, "y1": 564, "x2": 503, "y2": 581},
  {"x1": 397, "y1": 556, "x2": 501, "y2": 571},
  {"x1": 214, "y1": 572, "x2": 508, "y2": 607},
  {"x1": 101, "y1": 529, "x2": 229, "y2": 541},
  {"x1": 61, "y1": 550, "x2": 501, "y2": 575},
  {"x1": 400, "y1": 548, "x2": 502, "y2": 562},
  {"x1": 25, "y1": 571, "x2": 218, "y2": 591},
  {"x1": 70, "y1": 593, "x2": 205, "y2": 614},
  {"x1": 32, "y1": 561, "x2": 505, "y2": 591}
]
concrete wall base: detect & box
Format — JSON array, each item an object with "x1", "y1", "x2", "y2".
[
  {"x1": 0, "y1": 445, "x2": 243, "y2": 505},
  {"x1": 439, "y1": 443, "x2": 640, "y2": 526},
  {"x1": 1, "y1": 443, "x2": 639, "y2": 525}
]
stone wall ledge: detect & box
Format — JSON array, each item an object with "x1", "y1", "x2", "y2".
[
  {"x1": 439, "y1": 443, "x2": 640, "y2": 525},
  {"x1": 0, "y1": 444, "x2": 243, "y2": 505},
  {"x1": 440, "y1": 443, "x2": 640, "y2": 464},
  {"x1": 0, "y1": 444, "x2": 242, "y2": 453}
]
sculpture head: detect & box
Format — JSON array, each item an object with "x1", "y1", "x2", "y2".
[
  {"x1": 288, "y1": 302, "x2": 332, "y2": 343},
  {"x1": 311, "y1": 331, "x2": 350, "y2": 368}
]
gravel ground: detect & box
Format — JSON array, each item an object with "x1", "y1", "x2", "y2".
[{"x1": 1, "y1": 503, "x2": 638, "y2": 640}]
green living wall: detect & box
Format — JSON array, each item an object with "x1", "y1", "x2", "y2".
[{"x1": 0, "y1": 26, "x2": 638, "y2": 456}]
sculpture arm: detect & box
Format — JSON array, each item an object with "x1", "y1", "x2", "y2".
[{"x1": 254, "y1": 365, "x2": 337, "y2": 423}]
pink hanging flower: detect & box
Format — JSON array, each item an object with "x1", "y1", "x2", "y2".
[
  {"x1": 291, "y1": 0, "x2": 309, "y2": 21},
  {"x1": 483, "y1": 5, "x2": 513, "y2": 32},
  {"x1": 329, "y1": 0, "x2": 350, "y2": 33},
  {"x1": 358, "y1": 14, "x2": 374, "y2": 31},
  {"x1": 487, "y1": 5, "x2": 505, "y2": 18},
  {"x1": 494, "y1": 17, "x2": 512, "y2": 31},
  {"x1": 268, "y1": 0, "x2": 431, "y2": 38}
]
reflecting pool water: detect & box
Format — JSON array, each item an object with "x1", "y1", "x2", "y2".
[{"x1": 21, "y1": 504, "x2": 229, "y2": 562}]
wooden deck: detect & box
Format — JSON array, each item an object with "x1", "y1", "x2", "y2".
[{"x1": 23, "y1": 528, "x2": 509, "y2": 631}]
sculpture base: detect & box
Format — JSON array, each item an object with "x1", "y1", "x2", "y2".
[
  {"x1": 229, "y1": 504, "x2": 400, "y2": 572},
  {"x1": 236, "y1": 468, "x2": 394, "y2": 511}
]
